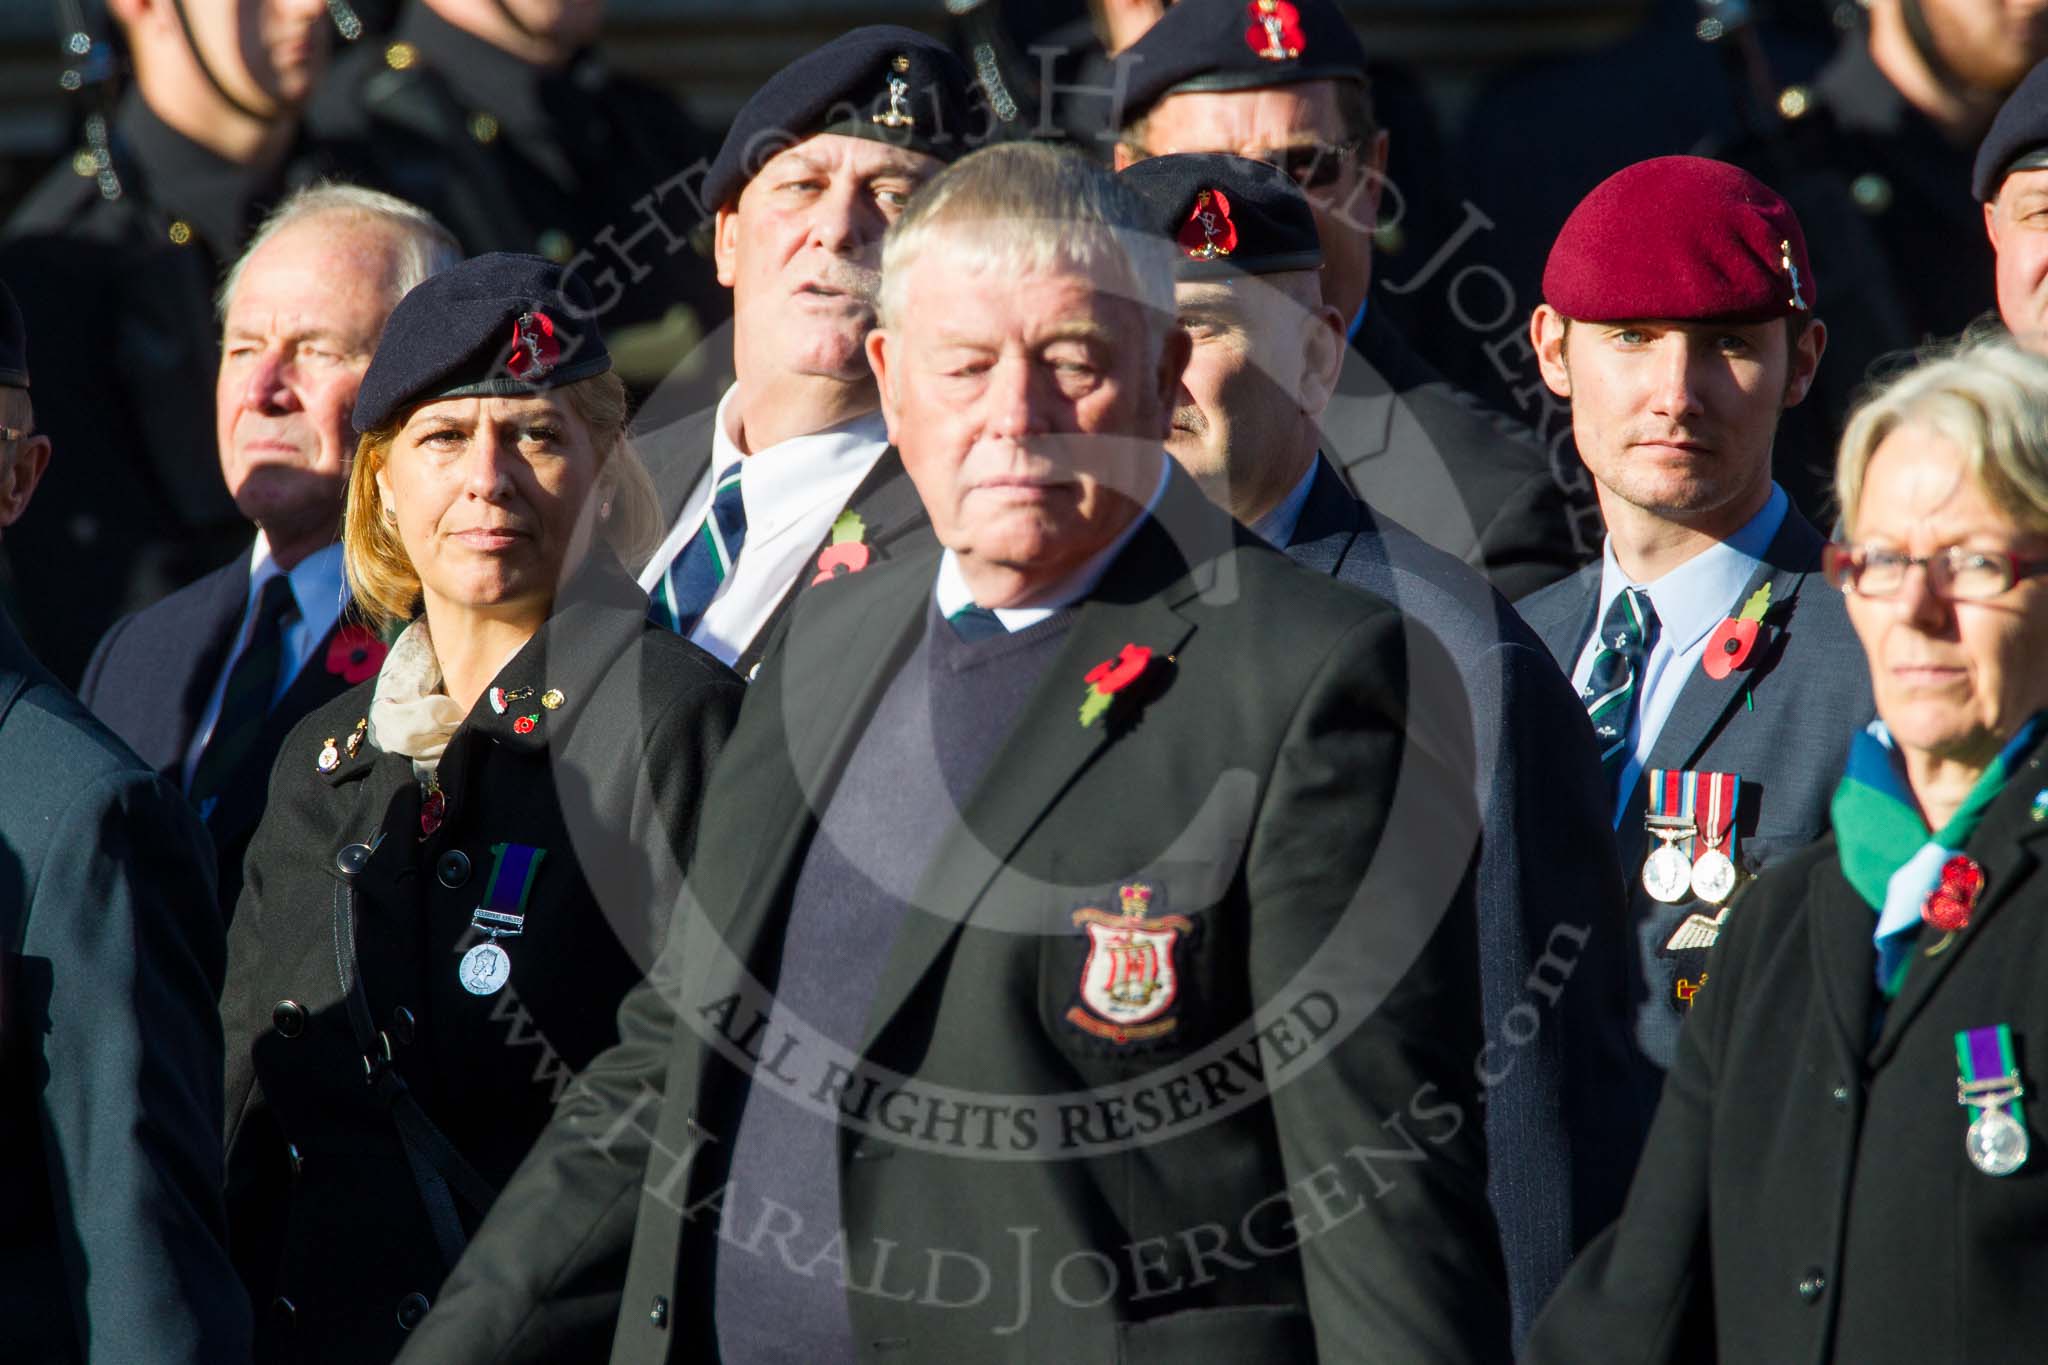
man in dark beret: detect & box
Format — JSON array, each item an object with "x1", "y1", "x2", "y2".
[
  {"x1": 1110, "y1": 0, "x2": 1589, "y2": 601},
  {"x1": 1978, "y1": 56, "x2": 2048, "y2": 351},
  {"x1": 0, "y1": 278, "x2": 251, "y2": 1363},
  {"x1": 632, "y1": 25, "x2": 981, "y2": 679},
  {"x1": 1516, "y1": 156, "x2": 1873, "y2": 1078},
  {"x1": 0, "y1": 0, "x2": 334, "y2": 685},
  {"x1": 1119, "y1": 150, "x2": 1639, "y2": 1339}
]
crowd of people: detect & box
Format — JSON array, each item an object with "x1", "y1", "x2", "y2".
[{"x1": 5, "y1": 0, "x2": 2048, "y2": 1362}]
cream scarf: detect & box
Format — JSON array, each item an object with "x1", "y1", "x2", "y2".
[{"x1": 366, "y1": 619, "x2": 466, "y2": 780}]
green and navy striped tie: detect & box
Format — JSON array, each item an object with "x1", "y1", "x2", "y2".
[
  {"x1": 649, "y1": 465, "x2": 747, "y2": 635},
  {"x1": 1582, "y1": 586, "x2": 1658, "y2": 790}
]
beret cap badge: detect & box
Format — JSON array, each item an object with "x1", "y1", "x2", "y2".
[
  {"x1": 506, "y1": 311, "x2": 561, "y2": 382},
  {"x1": 1781, "y1": 239, "x2": 1809, "y2": 312},
  {"x1": 1178, "y1": 189, "x2": 1240, "y2": 261},
  {"x1": 1246, "y1": 0, "x2": 1306, "y2": 61},
  {"x1": 872, "y1": 54, "x2": 915, "y2": 130}
]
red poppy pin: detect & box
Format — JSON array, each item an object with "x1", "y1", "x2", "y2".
[
  {"x1": 1178, "y1": 189, "x2": 1238, "y2": 261},
  {"x1": 811, "y1": 509, "x2": 873, "y2": 586},
  {"x1": 1080, "y1": 644, "x2": 1153, "y2": 727},
  {"x1": 507, "y1": 310, "x2": 560, "y2": 381},
  {"x1": 1702, "y1": 583, "x2": 1772, "y2": 681},
  {"x1": 326, "y1": 624, "x2": 388, "y2": 685},
  {"x1": 1922, "y1": 854, "x2": 1985, "y2": 933},
  {"x1": 1244, "y1": 0, "x2": 1305, "y2": 61},
  {"x1": 513, "y1": 713, "x2": 539, "y2": 735}
]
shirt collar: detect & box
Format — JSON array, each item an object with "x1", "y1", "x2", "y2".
[
  {"x1": 712, "y1": 383, "x2": 892, "y2": 535},
  {"x1": 114, "y1": 91, "x2": 273, "y2": 256},
  {"x1": 1596, "y1": 482, "x2": 1790, "y2": 654},
  {"x1": 933, "y1": 454, "x2": 1171, "y2": 630},
  {"x1": 251, "y1": 534, "x2": 349, "y2": 628},
  {"x1": 399, "y1": 3, "x2": 599, "y2": 136},
  {"x1": 1247, "y1": 457, "x2": 1321, "y2": 549}
]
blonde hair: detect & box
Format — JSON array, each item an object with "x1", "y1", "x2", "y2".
[
  {"x1": 343, "y1": 371, "x2": 662, "y2": 631},
  {"x1": 1836, "y1": 335, "x2": 2048, "y2": 539},
  {"x1": 876, "y1": 142, "x2": 1178, "y2": 356}
]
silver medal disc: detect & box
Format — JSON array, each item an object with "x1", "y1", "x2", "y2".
[
  {"x1": 1643, "y1": 842, "x2": 1694, "y2": 903},
  {"x1": 1967, "y1": 1107, "x2": 2029, "y2": 1177},
  {"x1": 459, "y1": 941, "x2": 512, "y2": 996},
  {"x1": 1691, "y1": 848, "x2": 1738, "y2": 904}
]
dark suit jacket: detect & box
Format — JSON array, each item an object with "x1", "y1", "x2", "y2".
[
  {"x1": 636, "y1": 402, "x2": 937, "y2": 678},
  {"x1": 1324, "y1": 309, "x2": 1591, "y2": 604},
  {"x1": 1525, "y1": 733, "x2": 2048, "y2": 1365},
  {"x1": 79, "y1": 549, "x2": 359, "y2": 919},
  {"x1": 397, "y1": 464, "x2": 1512, "y2": 1364},
  {"x1": 0, "y1": 602, "x2": 249, "y2": 1363},
  {"x1": 221, "y1": 552, "x2": 742, "y2": 1364},
  {"x1": 1286, "y1": 457, "x2": 1640, "y2": 1339},
  {"x1": 1516, "y1": 504, "x2": 1874, "y2": 1074}
]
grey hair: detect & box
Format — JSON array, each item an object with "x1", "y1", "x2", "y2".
[
  {"x1": 876, "y1": 142, "x2": 1178, "y2": 355},
  {"x1": 217, "y1": 181, "x2": 461, "y2": 323},
  {"x1": 1836, "y1": 333, "x2": 2048, "y2": 537}
]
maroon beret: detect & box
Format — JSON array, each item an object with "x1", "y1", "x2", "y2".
[{"x1": 1543, "y1": 156, "x2": 1816, "y2": 323}]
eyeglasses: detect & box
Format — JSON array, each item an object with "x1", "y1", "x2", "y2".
[
  {"x1": 1823, "y1": 542, "x2": 2048, "y2": 600},
  {"x1": 1255, "y1": 140, "x2": 1365, "y2": 192},
  {"x1": 0, "y1": 426, "x2": 27, "y2": 443}
]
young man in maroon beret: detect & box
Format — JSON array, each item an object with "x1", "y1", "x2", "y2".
[{"x1": 1515, "y1": 156, "x2": 1874, "y2": 1078}]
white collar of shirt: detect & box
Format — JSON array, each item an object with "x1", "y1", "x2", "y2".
[
  {"x1": 933, "y1": 455, "x2": 1171, "y2": 630},
  {"x1": 712, "y1": 382, "x2": 892, "y2": 550},
  {"x1": 1593, "y1": 482, "x2": 1790, "y2": 657},
  {"x1": 1248, "y1": 457, "x2": 1321, "y2": 549}
]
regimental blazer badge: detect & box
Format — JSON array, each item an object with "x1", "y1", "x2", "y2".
[{"x1": 1066, "y1": 884, "x2": 1192, "y2": 1044}]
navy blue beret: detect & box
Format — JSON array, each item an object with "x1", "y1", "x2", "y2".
[
  {"x1": 352, "y1": 253, "x2": 609, "y2": 434},
  {"x1": 700, "y1": 27, "x2": 977, "y2": 213},
  {"x1": 0, "y1": 279, "x2": 25, "y2": 388},
  {"x1": 1119, "y1": 153, "x2": 1322, "y2": 278},
  {"x1": 1119, "y1": 0, "x2": 1370, "y2": 125},
  {"x1": 1976, "y1": 59, "x2": 2048, "y2": 201}
]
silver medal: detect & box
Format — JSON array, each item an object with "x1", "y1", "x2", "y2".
[
  {"x1": 1967, "y1": 1106, "x2": 2029, "y2": 1177},
  {"x1": 459, "y1": 941, "x2": 512, "y2": 996},
  {"x1": 1691, "y1": 848, "x2": 1738, "y2": 904},
  {"x1": 1643, "y1": 840, "x2": 1694, "y2": 903}
]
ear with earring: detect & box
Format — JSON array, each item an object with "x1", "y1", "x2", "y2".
[{"x1": 382, "y1": 504, "x2": 397, "y2": 526}]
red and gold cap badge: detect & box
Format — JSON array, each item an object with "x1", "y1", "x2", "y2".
[
  {"x1": 506, "y1": 310, "x2": 560, "y2": 381},
  {"x1": 1245, "y1": 0, "x2": 1306, "y2": 62},
  {"x1": 1177, "y1": 189, "x2": 1239, "y2": 261}
]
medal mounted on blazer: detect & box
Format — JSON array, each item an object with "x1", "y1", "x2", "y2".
[
  {"x1": 1956, "y1": 1024, "x2": 2029, "y2": 1177},
  {"x1": 1642, "y1": 770, "x2": 1699, "y2": 904},
  {"x1": 458, "y1": 842, "x2": 547, "y2": 996},
  {"x1": 1689, "y1": 771, "x2": 1741, "y2": 904}
]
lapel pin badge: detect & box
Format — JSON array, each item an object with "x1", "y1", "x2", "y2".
[{"x1": 1703, "y1": 583, "x2": 1772, "y2": 680}]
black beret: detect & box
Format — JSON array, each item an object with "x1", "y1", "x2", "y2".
[
  {"x1": 1118, "y1": 153, "x2": 1323, "y2": 278},
  {"x1": 700, "y1": 26, "x2": 977, "y2": 213},
  {"x1": 0, "y1": 279, "x2": 25, "y2": 389},
  {"x1": 352, "y1": 253, "x2": 609, "y2": 434},
  {"x1": 1120, "y1": 0, "x2": 1370, "y2": 125},
  {"x1": 1976, "y1": 58, "x2": 2048, "y2": 201}
]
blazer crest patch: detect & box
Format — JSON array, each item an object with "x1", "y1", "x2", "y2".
[{"x1": 1065, "y1": 883, "x2": 1192, "y2": 1044}]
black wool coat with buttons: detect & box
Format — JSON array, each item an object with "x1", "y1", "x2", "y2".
[
  {"x1": 220, "y1": 553, "x2": 743, "y2": 1365},
  {"x1": 1523, "y1": 730, "x2": 2048, "y2": 1365}
]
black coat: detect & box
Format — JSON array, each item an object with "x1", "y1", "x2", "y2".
[
  {"x1": 221, "y1": 555, "x2": 742, "y2": 1364},
  {"x1": 396, "y1": 464, "x2": 1511, "y2": 1365},
  {"x1": 1525, "y1": 731, "x2": 2048, "y2": 1364},
  {"x1": 0, "y1": 602, "x2": 248, "y2": 1364}
]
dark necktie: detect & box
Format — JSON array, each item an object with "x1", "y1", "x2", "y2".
[
  {"x1": 190, "y1": 574, "x2": 298, "y2": 810},
  {"x1": 649, "y1": 465, "x2": 746, "y2": 635},
  {"x1": 946, "y1": 604, "x2": 1008, "y2": 643},
  {"x1": 1581, "y1": 585, "x2": 1658, "y2": 791}
]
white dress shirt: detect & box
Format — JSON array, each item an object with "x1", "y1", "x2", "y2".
[
  {"x1": 637, "y1": 383, "x2": 892, "y2": 667},
  {"x1": 1570, "y1": 482, "x2": 1790, "y2": 825},
  {"x1": 182, "y1": 535, "x2": 349, "y2": 789}
]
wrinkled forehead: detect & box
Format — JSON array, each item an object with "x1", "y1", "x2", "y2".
[
  {"x1": 738, "y1": 133, "x2": 945, "y2": 203},
  {"x1": 1142, "y1": 82, "x2": 1350, "y2": 150}
]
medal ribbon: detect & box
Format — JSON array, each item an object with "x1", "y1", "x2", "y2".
[
  {"x1": 472, "y1": 842, "x2": 546, "y2": 937},
  {"x1": 1647, "y1": 769, "x2": 1698, "y2": 858},
  {"x1": 1957, "y1": 1024, "x2": 2026, "y2": 1128},
  {"x1": 1697, "y1": 772, "x2": 1740, "y2": 861}
]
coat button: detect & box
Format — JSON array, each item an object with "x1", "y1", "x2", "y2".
[
  {"x1": 1797, "y1": 1270, "x2": 1827, "y2": 1302},
  {"x1": 272, "y1": 999, "x2": 306, "y2": 1038},
  {"x1": 436, "y1": 849, "x2": 471, "y2": 888},
  {"x1": 1831, "y1": 1085, "x2": 1850, "y2": 1107},
  {"x1": 396, "y1": 1292, "x2": 430, "y2": 1330},
  {"x1": 648, "y1": 1294, "x2": 668, "y2": 1329},
  {"x1": 390, "y1": 1006, "x2": 416, "y2": 1045},
  {"x1": 336, "y1": 842, "x2": 373, "y2": 875},
  {"x1": 271, "y1": 1297, "x2": 297, "y2": 1331}
]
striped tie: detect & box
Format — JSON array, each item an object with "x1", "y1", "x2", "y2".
[
  {"x1": 1582, "y1": 586, "x2": 1658, "y2": 789},
  {"x1": 946, "y1": 604, "x2": 1007, "y2": 642},
  {"x1": 190, "y1": 574, "x2": 299, "y2": 812},
  {"x1": 649, "y1": 465, "x2": 747, "y2": 635}
]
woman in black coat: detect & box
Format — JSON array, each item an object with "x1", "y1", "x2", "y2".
[
  {"x1": 220, "y1": 254, "x2": 744, "y2": 1363},
  {"x1": 1524, "y1": 336, "x2": 2048, "y2": 1362}
]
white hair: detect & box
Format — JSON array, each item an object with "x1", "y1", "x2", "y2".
[
  {"x1": 877, "y1": 142, "x2": 1179, "y2": 355},
  {"x1": 217, "y1": 181, "x2": 461, "y2": 323}
]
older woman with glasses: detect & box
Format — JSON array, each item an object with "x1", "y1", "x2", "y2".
[{"x1": 1524, "y1": 335, "x2": 2048, "y2": 1365}]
